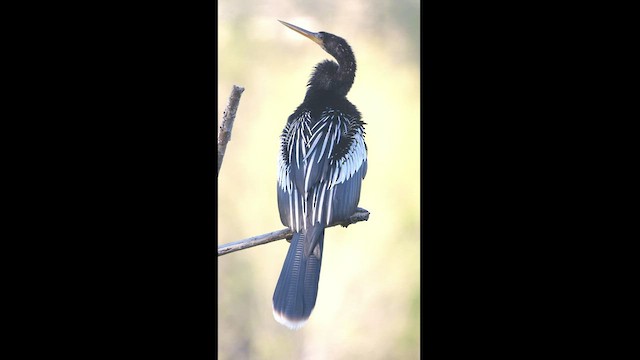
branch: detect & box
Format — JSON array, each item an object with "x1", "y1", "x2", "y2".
[
  {"x1": 218, "y1": 207, "x2": 371, "y2": 256},
  {"x1": 217, "y1": 85, "x2": 245, "y2": 176}
]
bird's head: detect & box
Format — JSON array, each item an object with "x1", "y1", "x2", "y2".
[{"x1": 279, "y1": 20, "x2": 356, "y2": 97}]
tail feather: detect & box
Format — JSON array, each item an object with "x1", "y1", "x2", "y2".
[{"x1": 273, "y1": 229, "x2": 325, "y2": 329}]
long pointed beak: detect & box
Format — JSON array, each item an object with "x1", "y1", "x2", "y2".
[{"x1": 278, "y1": 20, "x2": 324, "y2": 47}]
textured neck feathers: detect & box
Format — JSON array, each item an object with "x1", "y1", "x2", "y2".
[{"x1": 305, "y1": 34, "x2": 356, "y2": 99}]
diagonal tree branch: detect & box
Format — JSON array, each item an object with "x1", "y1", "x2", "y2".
[
  {"x1": 218, "y1": 85, "x2": 245, "y2": 177},
  {"x1": 218, "y1": 207, "x2": 370, "y2": 256}
]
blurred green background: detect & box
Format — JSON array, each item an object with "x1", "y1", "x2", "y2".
[{"x1": 218, "y1": 0, "x2": 420, "y2": 358}]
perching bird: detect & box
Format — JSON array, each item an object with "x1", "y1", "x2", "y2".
[{"x1": 273, "y1": 20, "x2": 368, "y2": 329}]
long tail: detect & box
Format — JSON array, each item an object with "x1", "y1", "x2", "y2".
[{"x1": 272, "y1": 227, "x2": 325, "y2": 329}]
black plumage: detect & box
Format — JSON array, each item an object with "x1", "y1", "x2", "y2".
[{"x1": 273, "y1": 20, "x2": 368, "y2": 329}]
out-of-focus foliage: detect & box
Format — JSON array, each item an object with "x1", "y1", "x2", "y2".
[{"x1": 218, "y1": 0, "x2": 420, "y2": 358}]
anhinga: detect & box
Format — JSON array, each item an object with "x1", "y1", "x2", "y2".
[{"x1": 273, "y1": 20, "x2": 368, "y2": 329}]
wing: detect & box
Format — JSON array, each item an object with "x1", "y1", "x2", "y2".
[
  {"x1": 320, "y1": 109, "x2": 367, "y2": 225},
  {"x1": 277, "y1": 109, "x2": 367, "y2": 234}
]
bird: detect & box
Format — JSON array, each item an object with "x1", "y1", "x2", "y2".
[{"x1": 273, "y1": 20, "x2": 368, "y2": 329}]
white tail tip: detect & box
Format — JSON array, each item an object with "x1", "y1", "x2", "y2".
[{"x1": 272, "y1": 306, "x2": 309, "y2": 330}]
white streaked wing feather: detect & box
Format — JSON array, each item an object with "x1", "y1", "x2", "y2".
[{"x1": 279, "y1": 109, "x2": 367, "y2": 230}]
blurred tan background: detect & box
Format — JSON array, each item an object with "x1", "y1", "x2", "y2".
[{"x1": 218, "y1": 0, "x2": 420, "y2": 358}]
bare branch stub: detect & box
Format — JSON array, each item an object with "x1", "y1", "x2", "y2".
[
  {"x1": 218, "y1": 207, "x2": 370, "y2": 256},
  {"x1": 217, "y1": 85, "x2": 245, "y2": 176}
]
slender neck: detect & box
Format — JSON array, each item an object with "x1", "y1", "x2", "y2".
[
  {"x1": 305, "y1": 32, "x2": 356, "y2": 101},
  {"x1": 336, "y1": 57, "x2": 355, "y2": 94},
  {"x1": 330, "y1": 40, "x2": 356, "y2": 95}
]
